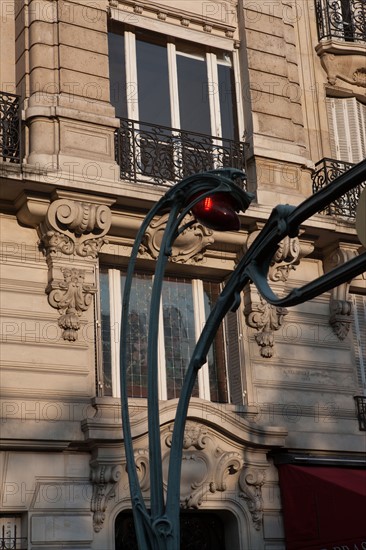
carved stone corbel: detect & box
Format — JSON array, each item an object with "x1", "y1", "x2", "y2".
[
  {"x1": 239, "y1": 468, "x2": 266, "y2": 530},
  {"x1": 38, "y1": 194, "x2": 112, "y2": 340},
  {"x1": 244, "y1": 234, "x2": 313, "y2": 357},
  {"x1": 323, "y1": 245, "x2": 358, "y2": 340},
  {"x1": 39, "y1": 197, "x2": 112, "y2": 259},
  {"x1": 138, "y1": 213, "x2": 214, "y2": 264},
  {"x1": 90, "y1": 461, "x2": 123, "y2": 533}
]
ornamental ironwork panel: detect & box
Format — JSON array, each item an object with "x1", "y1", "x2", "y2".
[
  {"x1": 115, "y1": 118, "x2": 246, "y2": 187},
  {"x1": 312, "y1": 158, "x2": 366, "y2": 218},
  {"x1": 354, "y1": 396, "x2": 366, "y2": 431},
  {"x1": 315, "y1": 0, "x2": 366, "y2": 41},
  {"x1": 0, "y1": 92, "x2": 21, "y2": 163}
]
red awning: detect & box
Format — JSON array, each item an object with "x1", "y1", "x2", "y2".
[{"x1": 277, "y1": 464, "x2": 366, "y2": 550}]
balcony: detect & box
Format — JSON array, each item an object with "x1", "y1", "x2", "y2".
[
  {"x1": 0, "y1": 92, "x2": 21, "y2": 164},
  {"x1": 312, "y1": 158, "x2": 366, "y2": 218},
  {"x1": 115, "y1": 118, "x2": 246, "y2": 187},
  {"x1": 315, "y1": 0, "x2": 366, "y2": 42}
]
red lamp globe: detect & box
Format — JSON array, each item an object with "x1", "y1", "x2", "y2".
[{"x1": 191, "y1": 192, "x2": 241, "y2": 231}]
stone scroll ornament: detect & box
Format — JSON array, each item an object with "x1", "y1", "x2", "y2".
[
  {"x1": 165, "y1": 422, "x2": 243, "y2": 509},
  {"x1": 90, "y1": 462, "x2": 123, "y2": 533},
  {"x1": 39, "y1": 198, "x2": 112, "y2": 340},
  {"x1": 39, "y1": 198, "x2": 112, "y2": 258},
  {"x1": 239, "y1": 468, "x2": 266, "y2": 530},
  {"x1": 244, "y1": 234, "x2": 314, "y2": 357}
]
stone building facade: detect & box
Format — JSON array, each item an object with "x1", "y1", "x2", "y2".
[{"x1": 0, "y1": 0, "x2": 365, "y2": 548}]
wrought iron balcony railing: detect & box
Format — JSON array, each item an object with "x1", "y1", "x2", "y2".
[
  {"x1": 315, "y1": 0, "x2": 366, "y2": 42},
  {"x1": 354, "y1": 396, "x2": 366, "y2": 431},
  {"x1": 312, "y1": 158, "x2": 366, "y2": 218},
  {"x1": 0, "y1": 92, "x2": 21, "y2": 164},
  {"x1": 115, "y1": 118, "x2": 246, "y2": 186},
  {"x1": 0, "y1": 539, "x2": 27, "y2": 550}
]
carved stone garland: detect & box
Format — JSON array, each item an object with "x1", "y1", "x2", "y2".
[
  {"x1": 39, "y1": 197, "x2": 112, "y2": 340},
  {"x1": 323, "y1": 245, "x2": 359, "y2": 340},
  {"x1": 244, "y1": 234, "x2": 314, "y2": 357}
]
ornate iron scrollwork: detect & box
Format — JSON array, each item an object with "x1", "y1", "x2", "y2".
[
  {"x1": 312, "y1": 158, "x2": 366, "y2": 218},
  {"x1": 115, "y1": 118, "x2": 246, "y2": 186},
  {"x1": 315, "y1": 0, "x2": 366, "y2": 41},
  {"x1": 0, "y1": 91, "x2": 21, "y2": 163}
]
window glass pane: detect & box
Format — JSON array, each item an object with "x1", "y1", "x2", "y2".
[
  {"x1": 124, "y1": 273, "x2": 152, "y2": 398},
  {"x1": 217, "y1": 55, "x2": 238, "y2": 141},
  {"x1": 203, "y1": 282, "x2": 228, "y2": 403},
  {"x1": 162, "y1": 278, "x2": 198, "y2": 399},
  {"x1": 177, "y1": 51, "x2": 211, "y2": 136},
  {"x1": 108, "y1": 31, "x2": 127, "y2": 118},
  {"x1": 136, "y1": 36, "x2": 171, "y2": 127},
  {"x1": 100, "y1": 270, "x2": 112, "y2": 396}
]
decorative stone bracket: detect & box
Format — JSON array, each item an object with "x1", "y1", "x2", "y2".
[
  {"x1": 244, "y1": 234, "x2": 314, "y2": 357},
  {"x1": 90, "y1": 460, "x2": 123, "y2": 533},
  {"x1": 38, "y1": 194, "x2": 112, "y2": 340},
  {"x1": 239, "y1": 468, "x2": 266, "y2": 531},
  {"x1": 323, "y1": 245, "x2": 360, "y2": 340}
]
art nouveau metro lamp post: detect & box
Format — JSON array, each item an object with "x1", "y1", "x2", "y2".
[{"x1": 119, "y1": 161, "x2": 366, "y2": 550}]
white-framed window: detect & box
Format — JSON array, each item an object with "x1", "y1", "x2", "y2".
[
  {"x1": 99, "y1": 268, "x2": 242, "y2": 403},
  {"x1": 108, "y1": 24, "x2": 243, "y2": 141},
  {"x1": 326, "y1": 97, "x2": 366, "y2": 163}
]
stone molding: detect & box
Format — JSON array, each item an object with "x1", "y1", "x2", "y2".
[
  {"x1": 323, "y1": 244, "x2": 359, "y2": 340},
  {"x1": 244, "y1": 234, "x2": 314, "y2": 357},
  {"x1": 138, "y1": 213, "x2": 214, "y2": 264},
  {"x1": 109, "y1": 0, "x2": 237, "y2": 49}
]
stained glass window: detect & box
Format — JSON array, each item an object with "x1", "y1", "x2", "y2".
[{"x1": 99, "y1": 270, "x2": 230, "y2": 403}]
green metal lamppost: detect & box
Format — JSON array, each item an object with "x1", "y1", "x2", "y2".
[{"x1": 119, "y1": 160, "x2": 366, "y2": 550}]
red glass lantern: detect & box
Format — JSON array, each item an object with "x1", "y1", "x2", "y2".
[{"x1": 191, "y1": 192, "x2": 241, "y2": 231}]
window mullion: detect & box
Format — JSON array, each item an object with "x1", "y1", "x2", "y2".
[
  {"x1": 125, "y1": 31, "x2": 139, "y2": 121},
  {"x1": 192, "y1": 280, "x2": 211, "y2": 400},
  {"x1": 232, "y1": 49, "x2": 245, "y2": 140},
  {"x1": 110, "y1": 269, "x2": 122, "y2": 398},
  {"x1": 206, "y1": 52, "x2": 221, "y2": 138},
  {"x1": 158, "y1": 296, "x2": 168, "y2": 400},
  {"x1": 167, "y1": 42, "x2": 180, "y2": 129}
]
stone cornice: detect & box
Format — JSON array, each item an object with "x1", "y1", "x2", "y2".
[{"x1": 109, "y1": 1, "x2": 237, "y2": 48}]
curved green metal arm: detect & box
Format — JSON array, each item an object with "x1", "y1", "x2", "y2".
[{"x1": 119, "y1": 160, "x2": 366, "y2": 550}]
